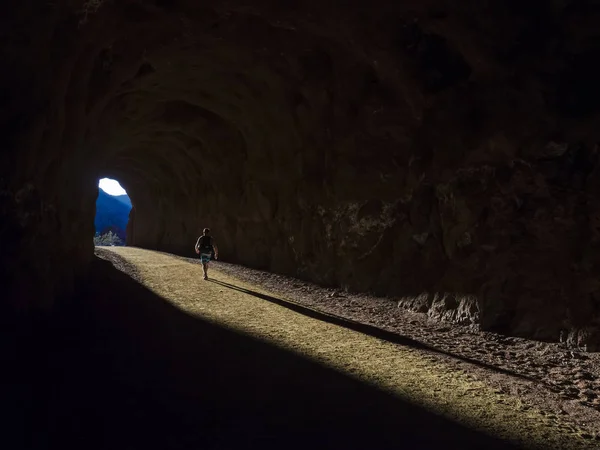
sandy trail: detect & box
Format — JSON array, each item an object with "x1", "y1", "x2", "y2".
[{"x1": 98, "y1": 246, "x2": 598, "y2": 449}]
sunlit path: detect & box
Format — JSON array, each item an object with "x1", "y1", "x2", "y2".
[{"x1": 101, "y1": 247, "x2": 598, "y2": 450}]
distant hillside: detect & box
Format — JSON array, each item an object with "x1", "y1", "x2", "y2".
[
  {"x1": 95, "y1": 188, "x2": 132, "y2": 242},
  {"x1": 113, "y1": 194, "x2": 132, "y2": 208}
]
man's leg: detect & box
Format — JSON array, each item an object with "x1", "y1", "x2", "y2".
[{"x1": 202, "y1": 261, "x2": 208, "y2": 280}]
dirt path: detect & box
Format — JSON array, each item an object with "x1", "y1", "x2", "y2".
[
  {"x1": 206, "y1": 256, "x2": 600, "y2": 434},
  {"x1": 99, "y1": 247, "x2": 599, "y2": 449}
]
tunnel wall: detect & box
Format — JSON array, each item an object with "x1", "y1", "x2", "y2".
[{"x1": 2, "y1": 0, "x2": 600, "y2": 347}]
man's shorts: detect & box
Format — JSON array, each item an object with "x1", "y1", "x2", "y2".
[{"x1": 200, "y1": 253, "x2": 211, "y2": 264}]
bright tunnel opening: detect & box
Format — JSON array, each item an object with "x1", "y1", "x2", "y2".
[{"x1": 94, "y1": 178, "x2": 132, "y2": 246}]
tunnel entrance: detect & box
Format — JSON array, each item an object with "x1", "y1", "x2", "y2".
[{"x1": 94, "y1": 178, "x2": 132, "y2": 247}]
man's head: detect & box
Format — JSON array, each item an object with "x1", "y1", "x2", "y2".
[{"x1": 203, "y1": 228, "x2": 210, "y2": 235}]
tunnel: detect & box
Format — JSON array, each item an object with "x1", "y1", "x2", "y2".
[{"x1": 2, "y1": 1, "x2": 600, "y2": 353}]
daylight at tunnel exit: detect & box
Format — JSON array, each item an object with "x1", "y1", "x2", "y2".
[{"x1": 98, "y1": 178, "x2": 127, "y2": 196}]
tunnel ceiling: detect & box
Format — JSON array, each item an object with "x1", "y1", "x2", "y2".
[{"x1": 2, "y1": 0, "x2": 600, "y2": 346}]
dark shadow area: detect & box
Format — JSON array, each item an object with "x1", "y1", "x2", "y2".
[
  {"x1": 0, "y1": 257, "x2": 525, "y2": 450},
  {"x1": 209, "y1": 279, "x2": 536, "y2": 384}
]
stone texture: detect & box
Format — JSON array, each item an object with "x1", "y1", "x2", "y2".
[{"x1": 1, "y1": 0, "x2": 600, "y2": 345}]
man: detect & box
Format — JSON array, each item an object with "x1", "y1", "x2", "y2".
[{"x1": 195, "y1": 228, "x2": 218, "y2": 280}]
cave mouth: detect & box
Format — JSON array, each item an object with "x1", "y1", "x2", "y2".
[{"x1": 94, "y1": 178, "x2": 132, "y2": 247}]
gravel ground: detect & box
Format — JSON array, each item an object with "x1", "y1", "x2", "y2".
[
  {"x1": 196, "y1": 257, "x2": 600, "y2": 439},
  {"x1": 97, "y1": 248, "x2": 600, "y2": 440}
]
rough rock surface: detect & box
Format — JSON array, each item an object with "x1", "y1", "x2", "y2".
[{"x1": 2, "y1": 1, "x2": 600, "y2": 344}]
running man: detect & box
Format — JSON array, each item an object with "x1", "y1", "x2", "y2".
[{"x1": 195, "y1": 228, "x2": 218, "y2": 280}]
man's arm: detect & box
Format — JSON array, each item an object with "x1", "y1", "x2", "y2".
[
  {"x1": 194, "y1": 237, "x2": 201, "y2": 254},
  {"x1": 213, "y1": 243, "x2": 219, "y2": 260}
]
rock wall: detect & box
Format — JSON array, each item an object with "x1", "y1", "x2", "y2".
[{"x1": 1, "y1": 0, "x2": 600, "y2": 346}]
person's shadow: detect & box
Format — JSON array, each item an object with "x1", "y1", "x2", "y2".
[
  {"x1": 208, "y1": 279, "x2": 535, "y2": 383},
  {"x1": 2, "y1": 256, "x2": 524, "y2": 450}
]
